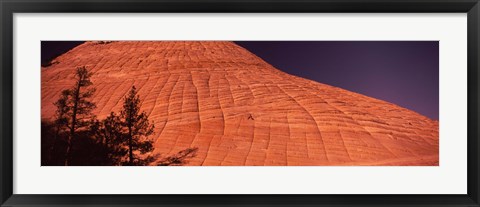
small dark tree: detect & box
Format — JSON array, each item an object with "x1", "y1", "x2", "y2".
[
  {"x1": 50, "y1": 90, "x2": 70, "y2": 164},
  {"x1": 120, "y1": 86, "x2": 155, "y2": 165},
  {"x1": 90, "y1": 112, "x2": 128, "y2": 165},
  {"x1": 53, "y1": 66, "x2": 96, "y2": 166}
]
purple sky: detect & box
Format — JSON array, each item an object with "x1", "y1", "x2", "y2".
[
  {"x1": 236, "y1": 41, "x2": 439, "y2": 120},
  {"x1": 42, "y1": 41, "x2": 439, "y2": 120}
]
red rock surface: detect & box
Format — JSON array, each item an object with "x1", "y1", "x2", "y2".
[{"x1": 41, "y1": 41, "x2": 439, "y2": 166}]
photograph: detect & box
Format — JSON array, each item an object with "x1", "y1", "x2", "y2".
[
  {"x1": 3, "y1": 0, "x2": 478, "y2": 205},
  {"x1": 40, "y1": 41, "x2": 439, "y2": 166}
]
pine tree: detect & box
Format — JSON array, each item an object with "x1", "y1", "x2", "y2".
[
  {"x1": 51, "y1": 90, "x2": 70, "y2": 164},
  {"x1": 90, "y1": 112, "x2": 127, "y2": 165},
  {"x1": 53, "y1": 66, "x2": 96, "y2": 166},
  {"x1": 120, "y1": 86, "x2": 155, "y2": 165}
]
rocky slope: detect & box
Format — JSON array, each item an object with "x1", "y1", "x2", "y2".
[{"x1": 41, "y1": 41, "x2": 439, "y2": 166}]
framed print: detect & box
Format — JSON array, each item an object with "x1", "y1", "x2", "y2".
[{"x1": 1, "y1": 0, "x2": 479, "y2": 206}]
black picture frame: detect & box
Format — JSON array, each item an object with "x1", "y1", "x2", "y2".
[{"x1": 1, "y1": 0, "x2": 479, "y2": 206}]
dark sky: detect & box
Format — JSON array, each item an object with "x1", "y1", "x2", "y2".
[
  {"x1": 42, "y1": 41, "x2": 439, "y2": 120},
  {"x1": 41, "y1": 41, "x2": 84, "y2": 66}
]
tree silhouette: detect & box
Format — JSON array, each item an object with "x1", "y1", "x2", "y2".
[
  {"x1": 50, "y1": 90, "x2": 70, "y2": 164},
  {"x1": 120, "y1": 86, "x2": 155, "y2": 165},
  {"x1": 90, "y1": 112, "x2": 127, "y2": 165},
  {"x1": 53, "y1": 66, "x2": 96, "y2": 166},
  {"x1": 44, "y1": 70, "x2": 199, "y2": 166}
]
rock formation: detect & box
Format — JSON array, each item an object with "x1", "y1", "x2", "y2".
[{"x1": 41, "y1": 41, "x2": 439, "y2": 166}]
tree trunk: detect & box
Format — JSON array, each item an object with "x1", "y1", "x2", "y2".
[
  {"x1": 64, "y1": 83, "x2": 80, "y2": 166},
  {"x1": 51, "y1": 125, "x2": 61, "y2": 165},
  {"x1": 128, "y1": 125, "x2": 133, "y2": 165}
]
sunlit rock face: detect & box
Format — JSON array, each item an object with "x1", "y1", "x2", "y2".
[{"x1": 41, "y1": 41, "x2": 439, "y2": 166}]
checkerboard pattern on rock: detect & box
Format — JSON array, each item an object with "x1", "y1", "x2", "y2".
[{"x1": 41, "y1": 41, "x2": 439, "y2": 166}]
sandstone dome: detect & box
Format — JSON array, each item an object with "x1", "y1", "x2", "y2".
[{"x1": 41, "y1": 41, "x2": 439, "y2": 166}]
